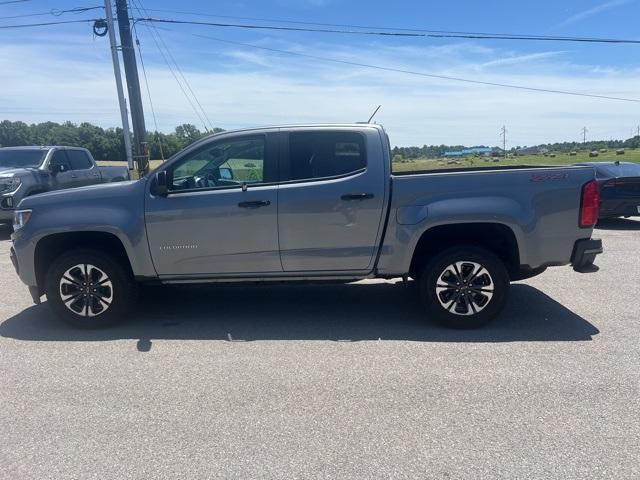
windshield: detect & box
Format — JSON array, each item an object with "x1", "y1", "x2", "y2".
[{"x1": 0, "y1": 149, "x2": 46, "y2": 168}]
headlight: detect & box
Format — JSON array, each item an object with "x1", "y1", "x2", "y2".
[
  {"x1": 0, "y1": 177, "x2": 21, "y2": 193},
  {"x1": 13, "y1": 209, "x2": 32, "y2": 231}
]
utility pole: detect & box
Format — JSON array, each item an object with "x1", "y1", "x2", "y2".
[
  {"x1": 104, "y1": 0, "x2": 133, "y2": 171},
  {"x1": 636, "y1": 125, "x2": 640, "y2": 138},
  {"x1": 500, "y1": 125, "x2": 507, "y2": 159},
  {"x1": 581, "y1": 127, "x2": 588, "y2": 145},
  {"x1": 115, "y1": 0, "x2": 149, "y2": 174}
]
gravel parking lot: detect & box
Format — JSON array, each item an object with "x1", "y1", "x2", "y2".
[{"x1": 0, "y1": 220, "x2": 638, "y2": 479}]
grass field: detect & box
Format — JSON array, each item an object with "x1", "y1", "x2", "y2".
[
  {"x1": 98, "y1": 148, "x2": 640, "y2": 177},
  {"x1": 391, "y1": 148, "x2": 640, "y2": 172}
]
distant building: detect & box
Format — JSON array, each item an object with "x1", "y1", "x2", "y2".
[{"x1": 444, "y1": 147, "x2": 493, "y2": 157}]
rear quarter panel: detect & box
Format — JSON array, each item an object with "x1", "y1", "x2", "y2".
[{"x1": 377, "y1": 166, "x2": 597, "y2": 275}]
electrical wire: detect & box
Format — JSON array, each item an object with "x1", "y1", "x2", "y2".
[
  {"x1": 135, "y1": 17, "x2": 640, "y2": 45},
  {"x1": 0, "y1": 19, "x2": 97, "y2": 29},
  {"x1": 153, "y1": 26, "x2": 640, "y2": 104},
  {"x1": 0, "y1": 0, "x2": 30, "y2": 5},
  {"x1": 0, "y1": 6, "x2": 103, "y2": 21},
  {"x1": 132, "y1": 22, "x2": 165, "y2": 160},
  {"x1": 130, "y1": 0, "x2": 214, "y2": 132},
  {"x1": 141, "y1": 8, "x2": 640, "y2": 44}
]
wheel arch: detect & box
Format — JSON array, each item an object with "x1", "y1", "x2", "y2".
[
  {"x1": 34, "y1": 231, "x2": 134, "y2": 291},
  {"x1": 409, "y1": 222, "x2": 520, "y2": 279}
]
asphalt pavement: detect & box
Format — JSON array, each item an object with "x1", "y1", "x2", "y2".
[{"x1": 0, "y1": 219, "x2": 638, "y2": 479}]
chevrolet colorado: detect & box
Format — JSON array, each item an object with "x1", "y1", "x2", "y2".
[{"x1": 10, "y1": 124, "x2": 602, "y2": 329}]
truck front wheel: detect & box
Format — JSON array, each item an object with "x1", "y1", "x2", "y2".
[
  {"x1": 419, "y1": 245, "x2": 509, "y2": 329},
  {"x1": 44, "y1": 249, "x2": 138, "y2": 328}
]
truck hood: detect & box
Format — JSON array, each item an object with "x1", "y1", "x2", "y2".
[
  {"x1": 0, "y1": 166, "x2": 36, "y2": 176},
  {"x1": 18, "y1": 179, "x2": 142, "y2": 209}
]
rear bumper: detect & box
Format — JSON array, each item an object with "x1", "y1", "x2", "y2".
[{"x1": 571, "y1": 238, "x2": 603, "y2": 273}]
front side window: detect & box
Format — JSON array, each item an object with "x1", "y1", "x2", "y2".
[
  {"x1": 288, "y1": 132, "x2": 366, "y2": 181},
  {"x1": 50, "y1": 150, "x2": 71, "y2": 170},
  {"x1": 66, "y1": 150, "x2": 93, "y2": 170},
  {"x1": 170, "y1": 137, "x2": 265, "y2": 192}
]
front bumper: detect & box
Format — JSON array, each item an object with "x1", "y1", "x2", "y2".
[
  {"x1": 0, "y1": 207, "x2": 14, "y2": 223},
  {"x1": 571, "y1": 238, "x2": 603, "y2": 273},
  {"x1": 10, "y1": 245, "x2": 41, "y2": 304}
]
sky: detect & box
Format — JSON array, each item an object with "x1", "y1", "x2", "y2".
[{"x1": 1, "y1": 0, "x2": 639, "y2": 147}]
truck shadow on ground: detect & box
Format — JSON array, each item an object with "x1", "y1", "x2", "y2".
[
  {"x1": 0, "y1": 282, "x2": 599, "y2": 347},
  {"x1": 596, "y1": 218, "x2": 640, "y2": 231}
]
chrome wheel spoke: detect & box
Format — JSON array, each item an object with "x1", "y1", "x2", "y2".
[
  {"x1": 59, "y1": 263, "x2": 112, "y2": 318},
  {"x1": 435, "y1": 260, "x2": 495, "y2": 317}
]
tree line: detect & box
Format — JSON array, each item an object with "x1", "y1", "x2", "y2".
[
  {"x1": 2, "y1": 120, "x2": 639, "y2": 161},
  {"x1": 0, "y1": 120, "x2": 223, "y2": 160}
]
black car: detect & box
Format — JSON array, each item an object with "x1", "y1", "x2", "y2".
[{"x1": 576, "y1": 161, "x2": 640, "y2": 219}]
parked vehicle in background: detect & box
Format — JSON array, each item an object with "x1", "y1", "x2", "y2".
[
  {"x1": 575, "y1": 161, "x2": 640, "y2": 218},
  {"x1": 0, "y1": 146, "x2": 130, "y2": 224},
  {"x1": 10, "y1": 124, "x2": 602, "y2": 330}
]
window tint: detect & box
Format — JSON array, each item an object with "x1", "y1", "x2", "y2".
[
  {"x1": 66, "y1": 150, "x2": 93, "y2": 170},
  {"x1": 49, "y1": 150, "x2": 71, "y2": 169},
  {"x1": 170, "y1": 137, "x2": 265, "y2": 192},
  {"x1": 288, "y1": 132, "x2": 366, "y2": 181}
]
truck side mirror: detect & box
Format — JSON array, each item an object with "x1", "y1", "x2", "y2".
[
  {"x1": 154, "y1": 170, "x2": 169, "y2": 196},
  {"x1": 219, "y1": 166, "x2": 233, "y2": 180},
  {"x1": 50, "y1": 163, "x2": 66, "y2": 174}
]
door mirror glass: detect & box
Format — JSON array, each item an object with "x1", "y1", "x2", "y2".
[
  {"x1": 154, "y1": 170, "x2": 168, "y2": 196},
  {"x1": 219, "y1": 166, "x2": 233, "y2": 180}
]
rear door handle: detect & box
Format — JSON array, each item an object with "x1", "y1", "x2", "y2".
[
  {"x1": 70, "y1": 174, "x2": 78, "y2": 178},
  {"x1": 341, "y1": 193, "x2": 374, "y2": 201},
  {"x1": 238, "y1": 200, "x2": 271, "y2": 208}
]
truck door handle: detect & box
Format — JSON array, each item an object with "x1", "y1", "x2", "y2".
[
  {"x1": 341, "y1": 193, "x2": 374, "y2": 201},
  {"x1": 238, "y1": 200, "x2": 271, "y2": 208},
  {"x1": 70, "y1": 174, "x2": 78, "y2": 178},
  {"x1": 92, "y1": 173, "x2": 100, "y2": 177}
]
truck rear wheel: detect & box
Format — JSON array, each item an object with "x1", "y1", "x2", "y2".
[
  {"x1": 419, "y1": 245, "x2": 509, "y2": 329},
  {"x1": 44, "y1": 248, "x2": 138, "y2": 328}
]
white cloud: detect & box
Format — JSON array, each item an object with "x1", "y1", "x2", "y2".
[
  {"x1": 557, "y1": 0, "x2": 633, "y2": 27},
  {"x1": 0, "y1": 34, "x2": 639, "y2": 147}
]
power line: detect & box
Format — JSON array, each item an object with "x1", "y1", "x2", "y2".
[
  {"x1": 0, "y1": 0, "x2": 30, "y2": 4},
  {"x1": 131, "y1": 0, "x2": 213, "y2": 132},
  {"x1": 135, "y1": 17, "x2": 640, "y2": 44},
  {"x1": 132, "y1": 15, "x2": 165, "y2": 160},
  {"x1": 152, "y1": 26, "x2": 640, "y2": 104},
  {"x1": 129, "y1": 0, "x2": 213, "y2": 132},
  {"x1": 0, "y1": 19, "x2": 97, "y2": 29},
  {"x1": 0, "y1": 6, "x2": 103, "y2": 21},
  {"x1": 142, "y1": 8, "x2": 640, "y2": 45}
]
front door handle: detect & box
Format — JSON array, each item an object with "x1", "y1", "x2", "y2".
[
  {"x1": 238, "y1": 200, "x2": 271, "y2": 208},
  {"x1": 70, "y1": 174, "x2": 78, "y2": 178},
  {"x1": 341, "y1": 193, "x2": 374, "y2": 201}
]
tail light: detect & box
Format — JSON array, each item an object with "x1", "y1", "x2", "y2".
[{"x1": 579, "y1": 180, "x2": 600, "y2": 228}]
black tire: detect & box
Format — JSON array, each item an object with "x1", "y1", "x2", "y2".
[
  {"x1": 44, "y1": 248, "x2": 138, "y2": 328},
  {"x1": 418, "y1": 245, "x2": 509, "y2": 329}
]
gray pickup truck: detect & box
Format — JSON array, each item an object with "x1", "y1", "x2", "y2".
[
  {"x1": 10, "y1": 124, "x2": 602, "y2": 329},
  {"x1": 0, "y1": 146, "x2": 130, "y2": 224}
]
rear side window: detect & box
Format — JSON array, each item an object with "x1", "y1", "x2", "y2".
[
  {"x1": 66, "y1": 150, "x2": 93, "y2": 170},
  {"x1": 288, "y1": 132, "x2": 366, "y2": 181}
]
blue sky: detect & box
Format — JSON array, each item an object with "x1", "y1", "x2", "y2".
[{"x1": 1, "y1": 0, "x2": 639, "y2": 146}]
